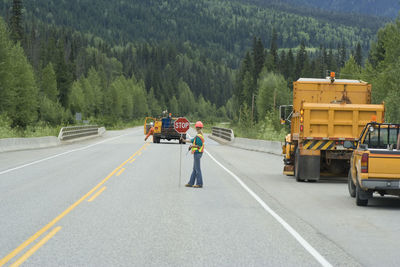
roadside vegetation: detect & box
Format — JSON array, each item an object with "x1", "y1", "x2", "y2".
[{"x1": 0, "y1": 1, "x2": 399, "y2": 141}]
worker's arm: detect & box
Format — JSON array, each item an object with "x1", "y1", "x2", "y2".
[{"x1": 180, "y1": 136, "x2": 194, "y2": 144}]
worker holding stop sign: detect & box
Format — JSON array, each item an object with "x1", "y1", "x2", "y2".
[{"x1": 180, "y1": 121, "x2": 205, "y2": 188}]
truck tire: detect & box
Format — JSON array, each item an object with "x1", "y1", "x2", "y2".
[
  {"x1": 295, "y1": 148, "x2": 304, "y2": 182},
  {"x1": 356, "y1": 181, "x2": 368, "y2": 206},
  {"x1": 348, "y1": 171, "x2": 356, "y2": 198}
]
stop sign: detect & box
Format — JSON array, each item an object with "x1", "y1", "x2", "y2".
[{"x1": 174, "y1": 117, "x2": 190, "y2": 134}]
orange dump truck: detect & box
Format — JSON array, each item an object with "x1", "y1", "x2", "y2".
[{"x1": 281, "y1": 75, "x2": 385, "y2": 182}]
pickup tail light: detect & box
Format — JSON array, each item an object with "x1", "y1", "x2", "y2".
[{"x1": 361, "y1": 153, "x2": 369, "y2": 173}]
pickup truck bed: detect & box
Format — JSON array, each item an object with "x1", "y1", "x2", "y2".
[{"x1": 349, "y1": 123, "x2": 400, "y2": 206}]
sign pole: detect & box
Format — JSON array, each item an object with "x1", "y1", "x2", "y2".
[
  {"x1": 179, "y1": 133, "x2": 182, "y2": 187},
  {"x1": 173, "y1": 117, "x2": 190, "y2": 189}
]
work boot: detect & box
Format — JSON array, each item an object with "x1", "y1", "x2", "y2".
[
  {"x1": 193, "y1": 185, "x2": 203, "y2": 188},
  {"x1": 185, "y1": 184, "x2": 193, "y2": 187}
]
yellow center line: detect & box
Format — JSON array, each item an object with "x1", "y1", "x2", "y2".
[
  {"x1": 87, "y1": 186, "x2": 107, "y2": 202},
  {"x1": 0, "y1": 143, "x2": 149, "y2": 266},
  {"x1": 10, "y1": 227, "x2": 62, "y2": 267},
  {"x1": 116, "y1": 168, "x2": 126, "y2": 177},
  {"x1": 129, "y1": 158, "x2": 136, "y2": 164}
]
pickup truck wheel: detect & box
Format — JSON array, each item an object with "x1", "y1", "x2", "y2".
[
  {"x1": 356, "y1": 181, "x2": 368, "y2": 206},
  {"x1": 348, "y1": 171, "x2": 356, "y2": 198}
]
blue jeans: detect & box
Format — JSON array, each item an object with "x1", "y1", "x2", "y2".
[{"x1": 188, "y1": 153, "x2": 203, "y2": 185}]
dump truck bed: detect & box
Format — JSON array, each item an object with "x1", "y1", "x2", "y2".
[
  {"x1": 293, "y1": 79, "x2": 371, "y2": 112},
  {"x1": 292, "y1": 103, "x2": 384, "y2": 140}
]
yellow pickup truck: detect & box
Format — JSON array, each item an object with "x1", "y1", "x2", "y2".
[{"x1": 347, "y1": 122, "x2": 400, "y2": 206}]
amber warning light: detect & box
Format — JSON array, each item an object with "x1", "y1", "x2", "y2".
[{"x1": 330, "y1": 71, "x2": 335, "y2": 78}]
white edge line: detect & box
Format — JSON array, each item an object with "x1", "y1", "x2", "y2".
[
  {"x1": 204, "y1": 149, "x2": 333, "y2": 267},
  {"x1": 0, "y1": 131, "x2": 137, "y2": 176}
]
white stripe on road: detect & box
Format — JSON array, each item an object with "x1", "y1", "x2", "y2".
[
  {"x1": 0, "y1": 131, "x2": 138, "y2": 176},
  {"x1": 205, "y1": 150, "x2": 332, "y2": 267}
]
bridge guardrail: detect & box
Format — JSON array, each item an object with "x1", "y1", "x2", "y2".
[
  {"x1": 211, "y1": 127, "x2": 234, "y2": 142},
  {"x1": 58, "y1": 125, "x2": 100, "y2": 141}
]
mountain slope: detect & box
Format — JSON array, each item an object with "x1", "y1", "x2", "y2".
[
  {"x1": 0, "y1": 0, "x2": 384, "y2": 68},
  {"x1": 273, "y1": 0, "x2": 400, "y2": 18}
]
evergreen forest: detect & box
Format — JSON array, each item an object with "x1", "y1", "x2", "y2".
[{"x1": 0, "y1": 0, "x2": 399, "y2": 139}]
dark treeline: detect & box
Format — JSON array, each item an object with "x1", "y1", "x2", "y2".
[
  {"x1": 1, "y1": 0, "x2": 398, "y2": 139},
  {"x1": 0, "y1": 0, "x2": 382, "y2": 69},
  {"x1": 244, "y1": 0, "x2": 399, "y2": 19},
  {"x1": 0, "y1": 11, "x2": 234, "y2": 130}
]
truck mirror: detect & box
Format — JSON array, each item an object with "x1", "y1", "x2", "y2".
[
  {"x1": 279, "y1": 106, "x2": 285, "y2": 121},
  {"x1": 369, "y1": 126, "x2": 374, "y2": 133}
]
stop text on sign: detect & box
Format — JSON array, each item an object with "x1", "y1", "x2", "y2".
[
  {"x1": 175, "y1": 121, "x2": 189, "y2": 129},
  {"x1": 174, "y1": 117, "x2": 190, "y2": 133}
]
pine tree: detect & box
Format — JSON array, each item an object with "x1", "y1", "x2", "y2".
[
  {"x1": 339, "y1": 41, "x2": 347, "y2": 68},
  {"x1": 252, "y1": 37, "x2": 265, "y2": 80},
  {"x1": 10, "y1": 44, "x2": 39, "y2": 127},
  {"x1": 9, "y1": 0, "x2": 23, "y2": 43},
  {"x1": 269, "y1": 29, "x2": 278, "y2": 70},
  {"x1": 55, "y1": 42, "x2": 73, "y2": 107},
  {"x1": 286, "y1": 49, "x2": 295, "y2": 81},
  {"x1": 295, "y1": 41, "x2": 307, "y2": 79},
  {"x1": 340, "y1": 55, "x2": 361, "y2": 79},
  {"x1": 0, "y1": 18, "x2": 16, "y2": 117},
  {"x1": 40, "y1": 63, "x2": 58, "y2": 102},
  {"x1": 355, "y1": 42, "x2": 363, "y2": 66}
]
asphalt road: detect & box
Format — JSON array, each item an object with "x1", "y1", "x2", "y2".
[{"x1": 1, "y1": 127, "x2": 400, "y2": 266}]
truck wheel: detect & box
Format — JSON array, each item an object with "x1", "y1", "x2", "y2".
[
  {"x1": 348, "y1": 171, "x2": 356, "y2": 198},
  {"x1": 356, "y1": 181, "x2": 368, "y2": 206},
  {"x1": 295, "y1": 148, "x2": 304, "y2": 182},
  {"x1": 153, "y1": 137, "x2": 157, "y2": 143}
]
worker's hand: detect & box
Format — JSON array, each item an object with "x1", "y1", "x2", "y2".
[{"x1": 144, "y1": 138, "x2": 147, "y2": 141}]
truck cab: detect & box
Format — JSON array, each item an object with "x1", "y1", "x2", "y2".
[{"x1": 348, "y1": 122, "x2": 400, "y2": 206}]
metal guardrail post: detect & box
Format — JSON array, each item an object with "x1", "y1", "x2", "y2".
[
  {"x1": 211, "y1": 127, "x2": 234, "y2": 142},
  {"x1": 58, "y1": 125, "x2": 101, "y2": 141}
]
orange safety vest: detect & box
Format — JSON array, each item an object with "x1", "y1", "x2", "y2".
[{"x1": 191, "y1": 134, "x2": 205, "y2": 154}]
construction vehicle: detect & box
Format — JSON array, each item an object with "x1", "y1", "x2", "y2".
[
  {"x1": 348, "y1": 122, "x2": 400, "y2": 206},
  {"x1": 144, "y1": 114, "x2": 186, "y2": 143},
  {"x1": 281, "y1": 73, "x2": 385, "y2": 182}
]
